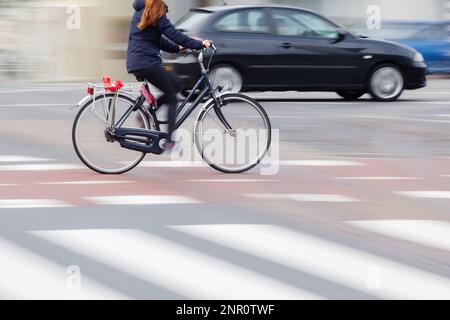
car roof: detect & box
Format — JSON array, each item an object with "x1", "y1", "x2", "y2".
[{"x1": 190, "y1": 4, "x2": 314, "y2": 14}]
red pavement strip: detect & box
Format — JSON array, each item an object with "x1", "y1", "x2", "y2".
[{"x1": 0, "y1": 158, "x2": 449, "y2": 207}]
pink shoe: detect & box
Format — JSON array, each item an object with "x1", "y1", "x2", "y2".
[{"x1": 162, "y1": 141, "x2": 176, "y2": 152}]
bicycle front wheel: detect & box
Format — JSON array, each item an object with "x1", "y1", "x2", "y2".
[
  {"x1": 72, "y1": 93, "x2": 151, "y2": 174},
  {"x1": 194, "y1": 93, "x2": 271, "y2": 174}
]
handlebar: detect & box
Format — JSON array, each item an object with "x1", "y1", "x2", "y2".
[{"x1": 185, "y1": 40, "x2": 216, "y2": 73}]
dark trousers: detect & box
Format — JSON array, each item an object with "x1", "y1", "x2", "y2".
[{"x1": 133, "y1": 65, "x2": 180, "y2": 141}]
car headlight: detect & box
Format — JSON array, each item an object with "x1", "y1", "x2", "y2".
[{"x1": 413, "y1": 52, "x2": 424, "y2": 62}]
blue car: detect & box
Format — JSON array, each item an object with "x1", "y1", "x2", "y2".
[{"x1": 354, "y1": 20, "x2": 450, "y2": 74}]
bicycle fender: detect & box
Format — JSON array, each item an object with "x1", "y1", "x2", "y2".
[{"x1": 74, "y1": 92, "x2": 137, "y2": 109}]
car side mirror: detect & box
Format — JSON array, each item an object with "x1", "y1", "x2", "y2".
[{"x1": 331, "y1": 28, "x2": 349, "y2": 43}]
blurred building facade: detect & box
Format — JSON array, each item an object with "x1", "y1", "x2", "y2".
[{"x1": 0, "y1": 0, "x2": 449, "y2": 82}]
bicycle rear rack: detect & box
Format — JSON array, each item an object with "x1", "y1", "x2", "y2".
[{"x1": 85, "y1": 76, "x2": 134, "y2": 132}]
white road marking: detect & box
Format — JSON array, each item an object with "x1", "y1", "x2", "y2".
[
  {"x1": 336, "y1": 177, "x2": 423, "y2": 181},
  {"x1": 0, "y1": 184, "x2": 17, "y2": 187},
  {"x1": 0, "y1": 87, "x2": 81, "y2": 94},
  {"x1": 84, "y1": 195, "x2": 201, "y2": 206},
  {"x1": 0, "y1": 155, "x2": 54, "y2": 163},
  {"x1": 347, "y1": 220, "x2": 450, "y2": 252},
  {"x1": 0, "y1": 164, "x2": 82, "y2": 171},
  {"x1": 40, "y1": 180, "x2": 136, "y2": 186},
  {"x1": 414, "y1": 92, "x2": 450, "y2": 95},
  {"x1": 277, "y1": 160, "x2": 366, "y2": 166},
  {"x1": 0, "y1": 103, "x2": 75, "y2": 107},
  {"x1": 139, "y1": 160, "x2": 366, "y2": 168},
  {"x1": 247, "y1": 194, "x2": 361, "y2": 203},
  {"x1": 139, "y1": 161, "x2": 207, "y2": 168},
  {"x1": 173, "y1": 224, "x2": 450, "y2": 299},
  {"x1": 0, "y1": 237, "x2": 128, "y2": 299},
  {"x1": 186, "y1": 179, "x2": 278, "y2": 183},
  {"x1": 35, "y1": 229, "x2": 319, "y2": 300},
  {"x1": 394, "y1": 191, "x2": 450, "y2": 199},
  {"x1": 348, "y1": 115, "x2": 450, "y2": 124},
  {"x1": 0, "y1": 199, "x2": 72, "y2": 209},
  {"x1": 398, "y1": 101, "x2": 450, "y2": 105}
]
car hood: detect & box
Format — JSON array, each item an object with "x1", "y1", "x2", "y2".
[{"x1": 356, "y1": 36, "x2": 418, "y2": 57}]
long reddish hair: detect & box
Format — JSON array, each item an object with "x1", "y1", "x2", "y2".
[{"x1": 138, "y1": 0, "x2": 168, "y2": 30}]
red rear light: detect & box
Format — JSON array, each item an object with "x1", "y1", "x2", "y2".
[{"x1": 87, "y1": 87, "x2": 94, "y2": 95}]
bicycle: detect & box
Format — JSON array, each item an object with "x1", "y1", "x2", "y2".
[{"x1": 72, "y1": 45, "x2": 272, "y2": 174}]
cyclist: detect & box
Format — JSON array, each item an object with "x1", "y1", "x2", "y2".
[{"x1": 127, "y1": 0, "x2": 212, "y2": 150}]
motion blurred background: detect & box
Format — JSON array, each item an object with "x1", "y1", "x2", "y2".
[{"x1": 0, "y1": 0, "x2": 449, "y2": 83}]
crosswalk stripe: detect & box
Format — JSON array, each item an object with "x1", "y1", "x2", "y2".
[
  {"x1": 0, "y1": 236, "x2": 128, "y2": 299},
  {"x1": 347, "y1": 220, "x2": 450, "y2": 252},
  {"x1": 0, "y1": 164, "x2": 82, "y2": 171},
  {"x1": 394, "y1": 191, "x2": 450, "y2": 199},
  {"x1": 84, "y1": 195, "x2": 201, "y2": 206},
  {"x1": 247, "y1": 194, "x2": 361, "y2": 203},
  {"x1": 0, "y1": 199, "x2": 72, "y2": 209},
  {"x1": 34, "y1": 229, "x2": 320, "y2": 299},
  {"x1": 40, "y1": 181, "x2": 136, "y2": 186},
  {"x1": 0, "y1": 156, "x2": 54, "y2": 163},
  {"x1": 173, "y1": 224, "x2": 450, "y2": 299},
  {"x1": 336, "y1": 177, "x2": 423, "y2": 181}
]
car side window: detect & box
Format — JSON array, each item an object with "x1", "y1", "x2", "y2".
[
  {"x1": 214, "y1": 9, "x2": 269, "y2": 34},
  {"x1": 272, "y1": 9, "x2": 338, "y2": 38}
]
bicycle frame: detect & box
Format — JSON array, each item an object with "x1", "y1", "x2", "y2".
[{"x1": 115, "y1": 49, "x2": 232, "y2": 134}]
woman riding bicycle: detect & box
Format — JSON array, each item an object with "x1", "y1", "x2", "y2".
[{"x1": 126, "y1": 0, "x2": 212, "y2": 150}]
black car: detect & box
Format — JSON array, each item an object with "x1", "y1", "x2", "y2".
[{"x1": 163, "y1": 5, "x2": 427, "y2": 102}]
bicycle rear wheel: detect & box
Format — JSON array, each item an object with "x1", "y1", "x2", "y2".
[
  {"x1": 72, "y1": 93, "x2": 151, "y2": 174},
  {"x1": 194, "y1": 93, "x2": 271, "y2": 174}
]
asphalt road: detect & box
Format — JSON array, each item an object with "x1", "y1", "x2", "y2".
[{"x1": 0, "y1": 79, "x2": 449, "y2": 299}]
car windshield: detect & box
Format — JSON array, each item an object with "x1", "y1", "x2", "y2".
[{"x1": 175, "y1": 11, "x2": 211, "y2": 32}]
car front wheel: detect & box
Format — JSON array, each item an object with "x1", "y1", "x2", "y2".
[
  {"x1": 209, "y1": 65, "x2": 243, "y2": 94},
  {"x1": 368, "y1": 63, "x2": 404, "y2": 102}
]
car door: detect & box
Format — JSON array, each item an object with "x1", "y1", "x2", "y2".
[
  {"x1": 209, "y1": 8, "x2": 279, "y2": 88},
  {"x1": 269, "y1": 8, "x2": 364, "y2": 88}
]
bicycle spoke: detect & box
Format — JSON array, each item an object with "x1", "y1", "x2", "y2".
[
  {"x1": 195, "y1": 94, "x2": 271, "y2": 173},
  {"x1": 73, "y1": 94, "x2": 151, "y2": 174},
  {"x1": 89, "y1": 104, "x2": 109, "y2": 126}
]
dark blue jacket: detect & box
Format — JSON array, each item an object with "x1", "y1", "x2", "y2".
[{"x1": 126, "y1": 0, "x2": 203, "y2": 73}]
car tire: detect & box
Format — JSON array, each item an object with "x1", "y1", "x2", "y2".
[
  {"x1": 336, "y1": 90, "x2": 365, "y2": 101},
  {"x1": 368, "y1": 63, "x2": 404, "y2": 102},
  {"x1": 209, "y1": 65, "x2": 243, "y2": 94}
]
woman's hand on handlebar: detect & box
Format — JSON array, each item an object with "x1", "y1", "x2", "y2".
[{"x1": 202, "y1": 40, "x2": 212, "y2": 48}]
